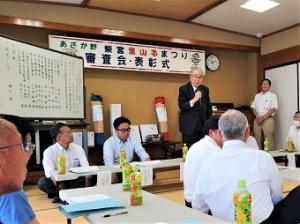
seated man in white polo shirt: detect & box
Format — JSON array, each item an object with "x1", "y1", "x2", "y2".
[
  {"x1": 38, "y1": 123, "x2": 90, "y2": 203},
  {"x1": 287, "y1": 111, "x2": 300, "y2": 167}
]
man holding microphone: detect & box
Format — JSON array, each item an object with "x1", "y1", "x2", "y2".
[{"x1": 178, "y1": 67, "x2": 212, "y2": 148}]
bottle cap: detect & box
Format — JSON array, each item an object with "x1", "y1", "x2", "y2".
[
  {"x1": 133, "y1": 165, "x2": 140, "y2": 172},
  {"x1": 237, "y1": 179, "x2": 246, "y2": 188}
]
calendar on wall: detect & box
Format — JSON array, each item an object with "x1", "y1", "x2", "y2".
[{"x1": 0, "y1": 35, "x2": 85, "y2": 119}]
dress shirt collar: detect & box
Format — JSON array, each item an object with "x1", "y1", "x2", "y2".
[
  {"x1": 222, "y1": 139, "x2": 247, "y2": 151},
  {"x1": 205, "y1": 135, "x2": 221, "y2": 149},
  {"x1": 260, "y1": 90, "x2": 270, "y2": 95},
  {"x1": 55, "y1": 142, "x2": 69, "y2": 151},
  {"x1": 113, "y1": 135, "x2": 128, "y2": 144}
]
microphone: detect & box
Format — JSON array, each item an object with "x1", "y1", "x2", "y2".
[{"x1": 196, "y1": 88, "x2": 202, "y2": 106}]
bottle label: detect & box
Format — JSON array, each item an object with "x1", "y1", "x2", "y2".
[
  {"x1": 122, "y1": 164, "x2": 132, "y2": 191},
  {"x1": 130, "y1": 173, "x2": 143, "y2": 206},
  {"x1": 234, "y1": 192, "x2": 252, "y2": 224},
  {"x1": 120, "y1": 149, "x2": 127, "y2": 168},
  {"x1": 57, "y1": 155, "x2": 66, "y2": 175}
]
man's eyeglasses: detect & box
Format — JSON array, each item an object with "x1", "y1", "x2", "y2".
[
  {"x1": 117, "y1": 128, "x2": 131, "y2": 133},
  {"x1": 0, "y1": 141, "x2": 36, "y2": 152}
]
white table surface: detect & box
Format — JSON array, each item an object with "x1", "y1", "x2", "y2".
[
  {"x1": 279, "y1": 166, "x2": 300, "y2": 182},
  {"x1": 53, "y1": 158, "x2": 183, "y2": 182},
  {"x1": 269, "y1": 150, "x2": 300, "y2": 158},
  {"x1": 60, "y1": 184, "x2": 230, "y2": 224}
]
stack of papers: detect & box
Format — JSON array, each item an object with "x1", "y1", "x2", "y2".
[
  {"x1": 69, "y1": 166, "x2": 100, "y2": 173},
  {"x1": 130, "y1": 160, "x2": 162, "y2": 167}
]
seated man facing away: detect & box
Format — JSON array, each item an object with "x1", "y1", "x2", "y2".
[
  {"x1": 38, "y1": 123, "x2": 90, "y2": 203},
  {"x1": 103, "y1": 116, "x2": 150, "y2": 182},
  {"x1": 184, "y1": 115, "x2": 223, "y2": 208},
  {"x1": 192, "y1": 109, "x2": 300, "y2": 224},
  {"x1": 0, "y1": 117, "x2": 39, "y2": 224},
  {"x1": 288, "y1": 111, "x2": 300, "y2": 152}
]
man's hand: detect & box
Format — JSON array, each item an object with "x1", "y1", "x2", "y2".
[{"x1": 190, "y1": 90, "x2": 202, "y2": 107}]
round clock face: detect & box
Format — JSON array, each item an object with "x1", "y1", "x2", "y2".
[{"x1": 206, "y1": 55, "x2": 220, "y2": 71}]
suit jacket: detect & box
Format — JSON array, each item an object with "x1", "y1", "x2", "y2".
[{"x1": 178, "y1": 82, "x2": 212, "y2": 136}]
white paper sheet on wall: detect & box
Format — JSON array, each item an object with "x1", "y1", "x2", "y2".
[
  {"x1": 110, "y1": 104, "x2": 122, "y2": 136},
  {"x1": 73, "y1": 132, "x2": 83, "y2": 146},
  {"x1": 92, "y1": 105, "x2": 103, "y2": 121},
  {"x1": 88, "y1": 131, "x2": 95, "y2": 147},
  {"x1": 130, "y1": 125, "x2": 141, "y2": 143},
  {"x1": 140, "y1": 124, "x2": 158, "y2": 142}
]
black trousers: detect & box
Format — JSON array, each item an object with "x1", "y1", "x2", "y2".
[
  {"x1": 38, "y1": 176, "x2": 86, "y2": 198},
  {"x1": 182, "y1": 131, "x2": 204, "y2": 149},
  {"x1": 261, "y1": 185, "x2": 300, "y2": 224}
]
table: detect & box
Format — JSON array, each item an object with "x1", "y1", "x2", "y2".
[
  {"x1": 279, "y1": 166, "x2": 300, "y2": 183},
  {"x1": 52, "y1": 158, "x2": 183, "y2": 182},
  {"x1": 60, "y1": 184, "x2": 230, "y2": 224}
]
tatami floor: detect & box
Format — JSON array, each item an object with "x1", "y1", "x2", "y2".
[{"x1": 24, "y1": 180, "x2": 299, "y2": 224}]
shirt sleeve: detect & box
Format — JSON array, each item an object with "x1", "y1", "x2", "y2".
[
  {"x1": 103, "y1": 139, "x2": 114, "y2": 165},
  {"x1": 267, "y1": 155, "x2": 283, "y2": 204},
  {"x1": 133, "y1": 141, "x2": 150, "y2": 161},
  {"x1": 271, "y1": 93, "x2": 278, "y2": 110},
  {"x1": 192, "y1": 171, "x2": 210, "y2": 213},
  {"x1": 42, "y1": 147, "x2": 56, "y2": 178},
  {"x1": 0, "y1": 190, "x2": 35, "y2": 224},
  {"x1": 251, "y1": 95, "x2": 257, "y2": 109},
  {"x1": 76, "y1": 144, "x2": 89, "y2": 167}
]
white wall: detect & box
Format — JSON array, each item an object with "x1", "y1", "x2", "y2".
[{"x1": 265, "y1": 63, "x2": 299, "y2": 150}]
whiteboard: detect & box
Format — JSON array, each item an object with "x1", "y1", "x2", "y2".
[
  {"x1": 0, "y1": 35, "x2": 84, "y2": 119},
  {"x1": 265, "y1": 63, "x2": 298, "y2": 150}
]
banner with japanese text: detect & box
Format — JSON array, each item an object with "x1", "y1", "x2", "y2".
[{"x1": 48, "y1": 35, "x2": 205, "y2": 74}]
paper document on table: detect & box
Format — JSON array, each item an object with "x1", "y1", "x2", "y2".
[
  {"x1": 70, "y1": 166, "x2": 100, "y2": 173},
  {"x1": 140, "y1": 166, "x2": 153, "y2": 186},
  {"x1": 59, "y1": 197, "x2": 125, "y2": 219},
  {"x1": 180, "y1": 162, "x2": 184, "y2": 181},
  {"x1": 130, "y1": 160, "x2": 161, "y2": 167},
  {"x1": 70, "y1": 193, "x2": 110, "y2": 203},
  {"x1": 97, "y1": 170, "x2": 112, "y2": 186}
]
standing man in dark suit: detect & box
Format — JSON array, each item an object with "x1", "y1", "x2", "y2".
[{"x1": 178, "y1": 67, "x2": 212, "y2": 148}]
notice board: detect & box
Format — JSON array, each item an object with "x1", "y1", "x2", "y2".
[{"x1": 0, "y1": 35, "x2": 84, "y2": 119}]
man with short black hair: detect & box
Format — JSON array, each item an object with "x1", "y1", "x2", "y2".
[
  {"x1": 103, "y1": 116, "x2": 150, "y2": 182},
  {"x1": 251, "y1": 78, "x2": 278, "y2": 150},
  {"x1": 184, "y1": 115, "x2": 222, "y2": 208},
  {"x1": 38, "y1": 123, "x2": 89, "y2": 203},
  {"x1": 103, "y1": 116, "x2": 150, "y2": 166}
]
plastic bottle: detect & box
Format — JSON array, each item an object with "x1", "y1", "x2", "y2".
[
  {"x1": 122, "y1": 163, "x2": 132, "y2": 191},
  {"x1": 233, "y1": 179, "x2": 252, "y2": 224},
  {"x1": 182, "y1": 143, "x2": 188, "y2": 161},
  {"x1": 263, "y1": 138, "x2": 269, "y2": 152},
  {"x1": 57, "y1": 149, "x2": 66, "y2": 175},
  {"x1": 119, "y1": 147, "x2": 127, "y2": 169},
  {"x1": 287, "y1": 137, "x2": 294, "y2": 152},
  {"x1": 130, "y1": 165, "x2": 143, "y2": 206}
]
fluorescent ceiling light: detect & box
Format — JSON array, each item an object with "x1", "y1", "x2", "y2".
[{"x1": 240, "y1": 0, "x2": 279, "y2": 13}]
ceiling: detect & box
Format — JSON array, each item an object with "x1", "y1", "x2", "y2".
[{"x1": 10, "y1": 0, "x2": 300, "y2": 37}]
